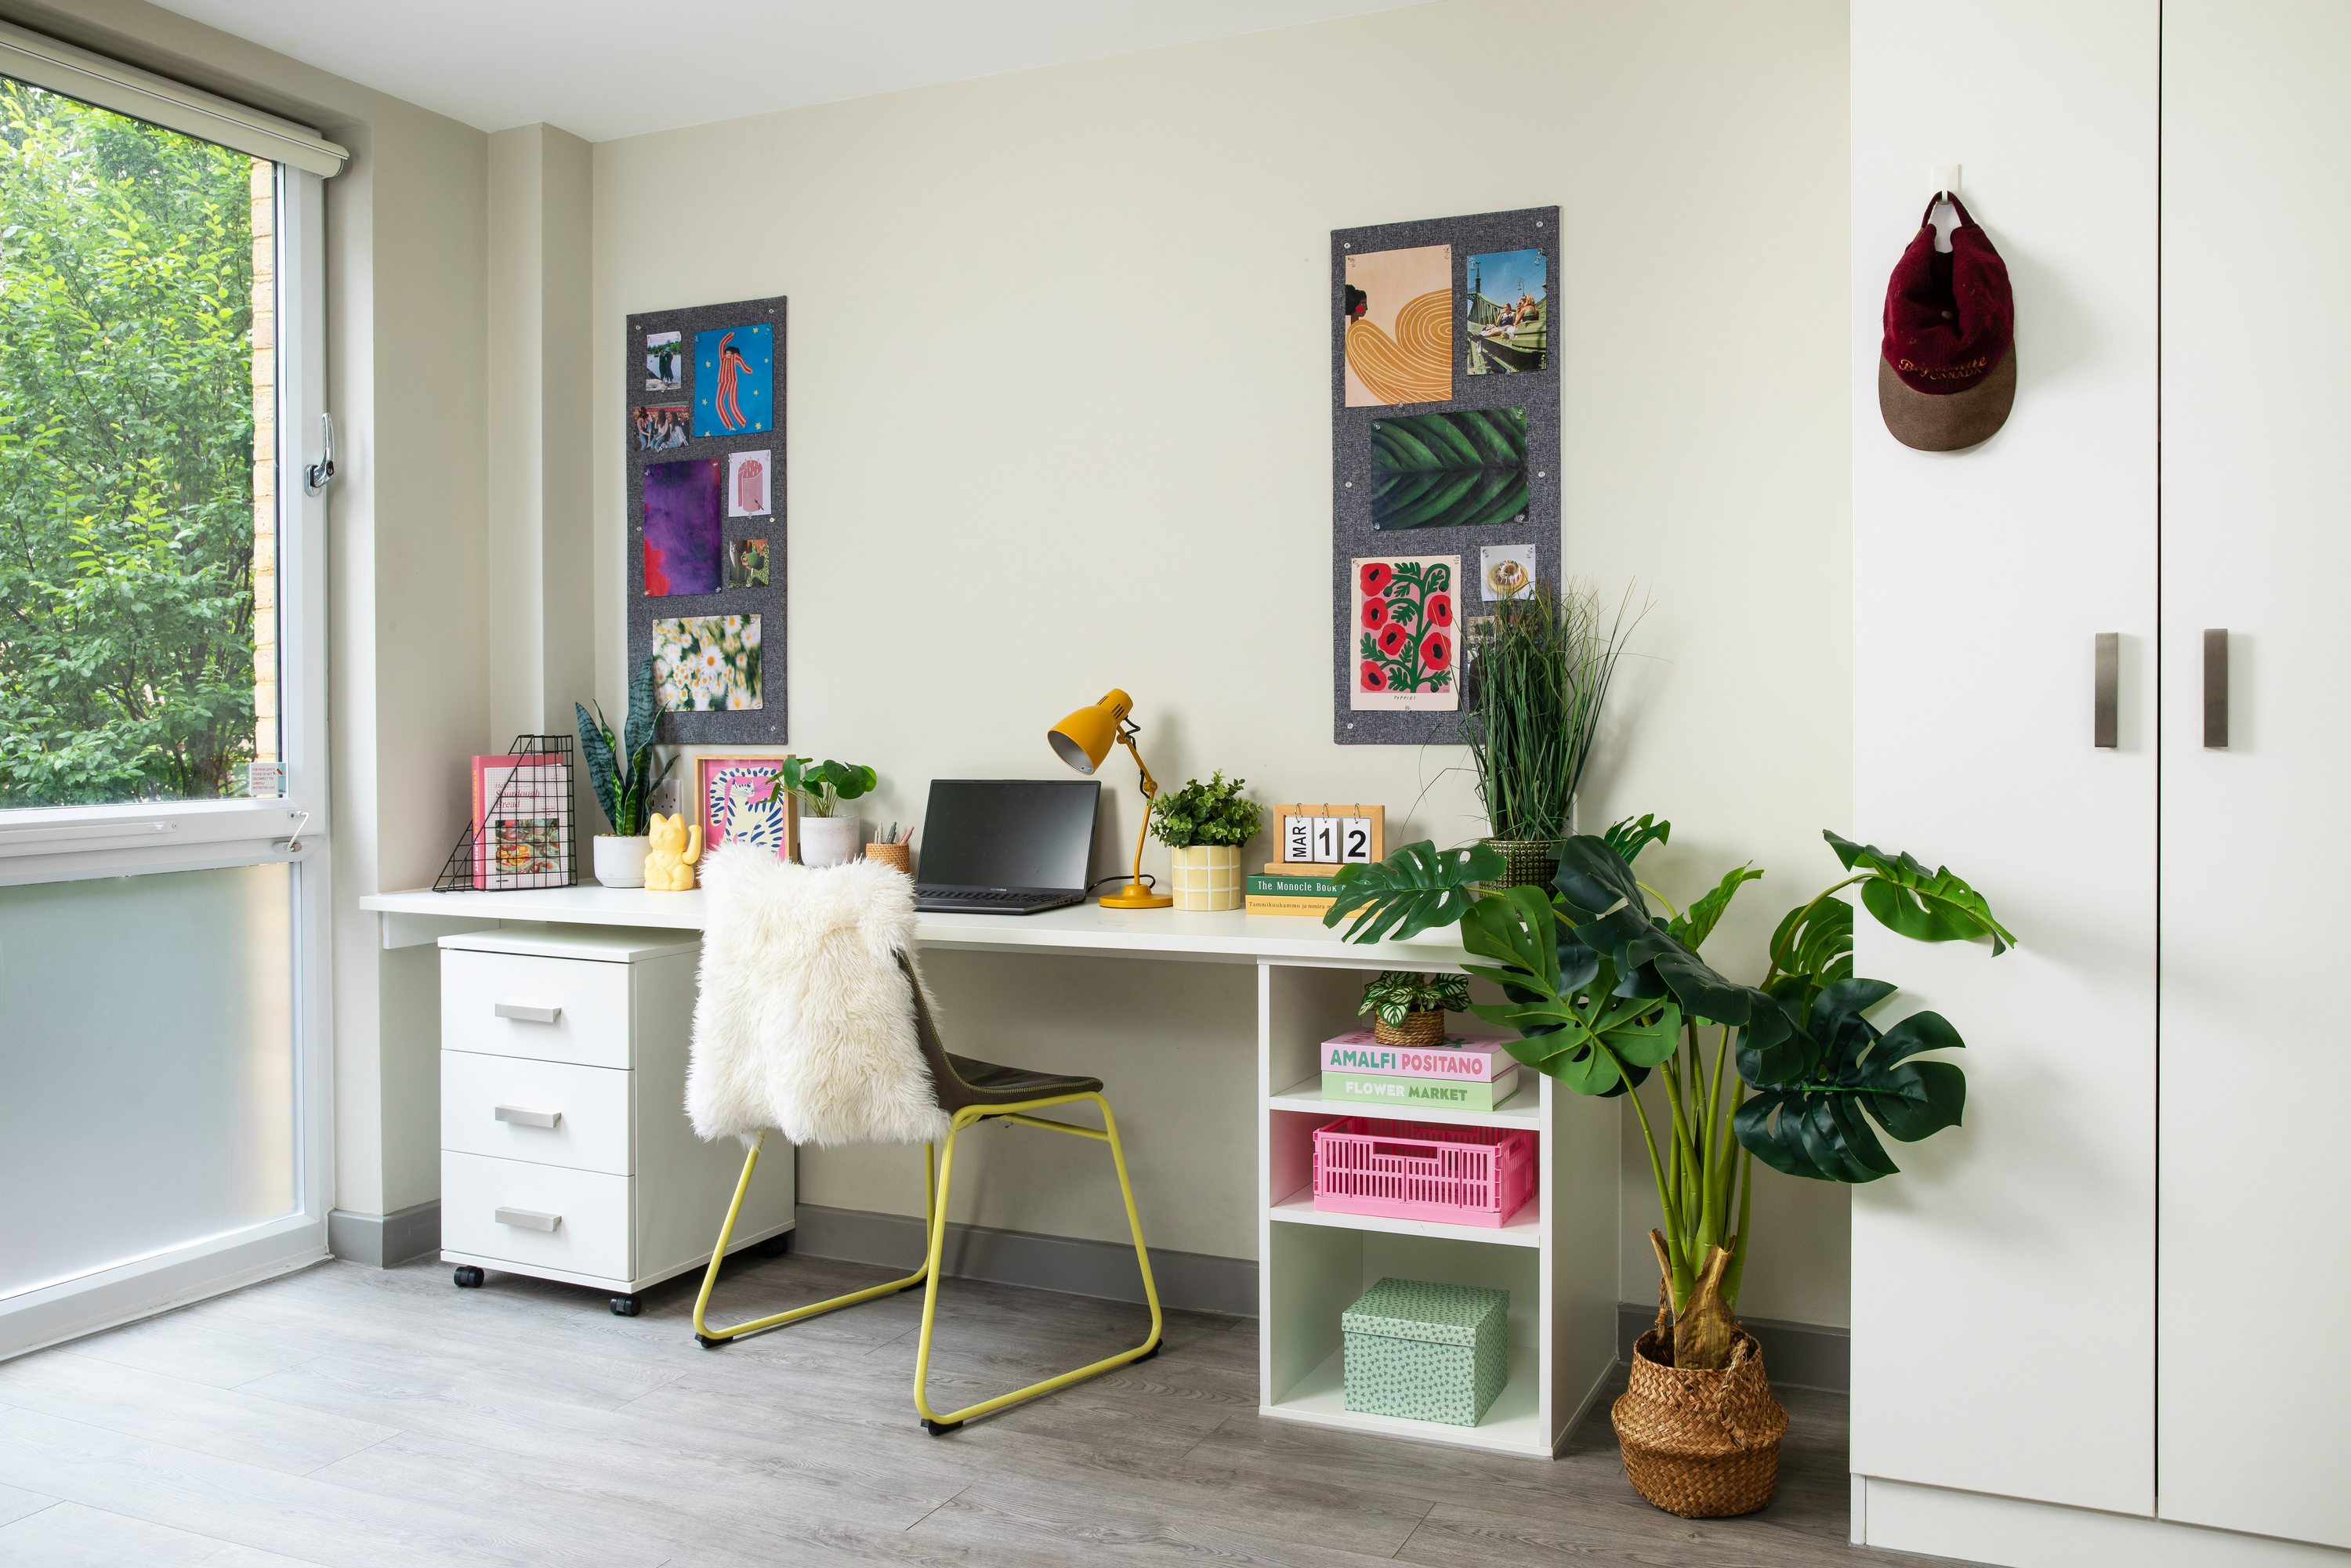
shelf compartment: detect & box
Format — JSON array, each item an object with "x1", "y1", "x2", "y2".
[
  {"x1": 1270, "y1": 1186, "x2": 1542, "y2": 1248},
  {"x1": 1264, "y1": 1342, "x2": 1551, "y2": 1457},
  {"x1": 1269, "y1": 1076, "x2": 1539, "y2": 1129}
]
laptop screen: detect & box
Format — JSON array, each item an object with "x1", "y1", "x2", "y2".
[{"x1": 918, "y1": 779, "x2": 1099, "y2": 890}]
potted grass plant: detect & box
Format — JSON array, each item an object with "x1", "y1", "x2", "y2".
[
  {"x1": 1149, "y1": 770, "x2": 1262, "y2": 911},
  {"x1": 1463, "y1": 580, "x2": 1642, "y2": 888},
  {"x1": 759, "y1": 758, "x2": 878, "y2": 867},
  {"x1": 1326, "y1": 819, "x2": 2012, "y2": 1516},
  {"x1": 575, "y1": 657, "x2": 678, "y2": 889}
]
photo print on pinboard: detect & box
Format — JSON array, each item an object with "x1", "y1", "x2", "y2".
[
  {"x1": 653, "y1": 614, "x2": 761, "y2": 711},
  {"x1": 694, "y1": 324, "x2": 773, "y2": 438},
  {"x1": 645, "y1": 329, "x2": 683, "y2": 391},
  {"x1": 633, "y1": 404, "x2": 689, "y2": 451},
  {"x1": 726, "y1": 449, "x2": 772, "y2": 517},
  {"x1": 642, "y1": 458, "x2": 724, "y2": 596},
  {"x1": 1343, "y1": 244, "x2": 1451, "y2": 407},
  {"x1": 1351, "y1": 556, "x2": 1458, "y2": 711},
  {"x1": 727, "y1": 538, "x2": 770, "y2": 589},
  {"x1": 1370, "y1": 408, "x2": 1527, "y2": 531},
  {"x1": 1465, "y1": 249, "x2": 1547, "y2": 375}
]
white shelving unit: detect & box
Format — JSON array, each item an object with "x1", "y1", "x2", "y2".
[{"x1": 1255, "y1": 959, "x2": 1617, "y2": 1460}]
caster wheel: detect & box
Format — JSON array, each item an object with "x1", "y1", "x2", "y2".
[
  {"x1": 755, "y1": 1233, "x2": 792, "y2": 1259},
  {"x1": 922, "y1": 1418, "x2": 964, "y2": 1436},
  {"x1": 610, "y1": 1295, "x2": 642, "y2": 1317},
  {"x1": 696, "y1": 1333, "x2": 726, "y2": 1350},
  {"x1": 453, "y1": 1266, "x2": 484, "y2": 1288}
]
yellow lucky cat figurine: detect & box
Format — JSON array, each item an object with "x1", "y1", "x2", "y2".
[{"x1": 643, "y1": 812, "x2": 702, "y2": 892}]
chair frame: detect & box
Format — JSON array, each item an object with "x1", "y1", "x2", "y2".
[{"x1": 690, "y1": 1089, "x2": 1164, "y2": 1434}]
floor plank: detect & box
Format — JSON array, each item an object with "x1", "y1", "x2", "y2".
[{"x1": 0, "y1": 1257, "x2": 1980, "y2": 1568}]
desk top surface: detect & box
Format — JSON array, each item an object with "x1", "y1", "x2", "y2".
[{"x1": 359, "y1": 883, "x2": 1471, "y2": 967}]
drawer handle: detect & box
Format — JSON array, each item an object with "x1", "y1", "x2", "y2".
[
  {"x1": 494, "y1": 1105, "x2": 561, "y2": 1129},
  {"x1": 494, "y1": 1002, "x2": 562, "y2": 1024},
  {"x1": 494, "y1": 1207, "x2": 560, "y2": 1232}
]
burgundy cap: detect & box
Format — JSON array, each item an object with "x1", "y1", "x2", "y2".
[{"x1": 1878, "y1": 194, "x2": 2016, "y2": 451}]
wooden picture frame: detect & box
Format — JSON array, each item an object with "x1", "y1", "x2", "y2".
[
  {"x1": 1266, "y1": 802, "x2": 1386, "y2": 876},
  {"x1": 685, "y1": 748, "x2": 795, "y2": 862}
]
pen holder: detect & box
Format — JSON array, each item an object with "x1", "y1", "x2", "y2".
[{"x1": 865, "y1": 842, "x2": 911, "y2": 875}]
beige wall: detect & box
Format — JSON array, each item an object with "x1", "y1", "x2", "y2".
[
  {"x1": 0, "y1": 0, "x2": 493, "y2": 1219},
  {"x1": 592, "y1": 0, "x2": 1853, "y2": 1323}
]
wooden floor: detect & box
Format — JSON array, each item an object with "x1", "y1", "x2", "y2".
[{"x1": 0, "y1": 1253, "x2": 1960, "y2": 1567}]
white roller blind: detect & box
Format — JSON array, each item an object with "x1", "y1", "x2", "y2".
[{"x1": 0, "y1": 19, "x2": 346, "y2": 176}]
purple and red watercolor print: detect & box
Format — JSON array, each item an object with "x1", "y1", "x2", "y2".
[{"x1": 642, "y1": 458, "x2": 723, "y2": 597}]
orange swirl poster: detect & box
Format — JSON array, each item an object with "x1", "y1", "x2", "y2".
[{"x1": 1344, "y1": 244, "x2": 1452, "y2": 407}]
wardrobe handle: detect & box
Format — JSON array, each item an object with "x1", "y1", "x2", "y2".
[
  {"x1": 494, "y1": 1105, "x2": 560, "y2": 1128},
  {"x1": 494, "y1": 1207, "x2": 560, "y2": 1232},
  {"x1": 494, "y1": 1001, "x2": 560, "y2": 1024},
  {"x1": 2092, "y1": 633, "x2": 2117, "y2": 748},
  {"x1": 2204, "y1": 629, "x2": 2229, "y2": 748}
]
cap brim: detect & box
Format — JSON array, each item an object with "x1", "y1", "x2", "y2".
[{"x1": 1878, "y1": 349, "x2": 2016, "y2": 452}]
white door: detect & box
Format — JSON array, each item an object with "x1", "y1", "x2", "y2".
[
  {"x1": 2159, "y1": 1, "x2": 2351, "y2": 1547},
  {"x1": 1849, "y1": 0, "x2": 2161, "y2": 1516}
]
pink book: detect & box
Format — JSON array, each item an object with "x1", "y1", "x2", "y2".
[{"x1": 1319, "y1": 1029, "x2": 1511, "y2": 1081}]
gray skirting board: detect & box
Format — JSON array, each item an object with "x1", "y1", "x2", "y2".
[{"x1": 328, "y1": 1198, "x2": 1847, "y2": 1389}]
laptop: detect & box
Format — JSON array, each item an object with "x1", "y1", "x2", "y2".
[{"x1": 912, "y1": 779, "x2": 1100, "y2": 914}]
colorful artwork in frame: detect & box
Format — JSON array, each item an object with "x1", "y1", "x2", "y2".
[
  {"x1": 1350, "y1": 556, "x2": 1458, "y2": 711},
  {"x1": 694, "y1": 323, "x2": 774, "y2": 438},
  {"x1": 643, "y1": 458, "x2": 723, "y2": 596},
  {"x1": 693, "y1": 751, "x2": 795, "y2": 861},
  {"x1": 653, "y1": 614, "x2": 761, "y2": 711},
  {"x1": 1342, "y1": 244, "x2": 1451, "y2": 407}
]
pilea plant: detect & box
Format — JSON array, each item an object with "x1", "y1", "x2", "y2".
[
  {"x1": 1327, "y1": 820, "x2": 2012, "y2": 1369},
  {"x1": 759, "y1": 758, "x2": 877, "y2": 819},
  {"x1": 576, "y1": 656, "x2": 676, "y2": 838},
  {"x1": 1147, "y1": 770, "x2": 1262, "y2": 848}
]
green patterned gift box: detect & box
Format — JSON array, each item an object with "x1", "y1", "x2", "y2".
[{"x1": 1341, "y1": 1276, "x2": 1509, "y2": 1425}]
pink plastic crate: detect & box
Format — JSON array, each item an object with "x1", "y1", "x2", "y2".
[{"x1": 1310, "y1": 1116, "x2": 1537, "y2": 1228}]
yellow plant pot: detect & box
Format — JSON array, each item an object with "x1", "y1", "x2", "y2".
[{"x1": 1167, "y1": 844, "x2": 1241, "y2": 911}]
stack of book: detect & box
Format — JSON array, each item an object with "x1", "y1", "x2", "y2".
[
  {"x1": 1244, "y1": 871, "x2": 1358, "y2": 916},
  {"x1": 1318, "y1": 1029, "x2": 1520, "y2": 1112}
]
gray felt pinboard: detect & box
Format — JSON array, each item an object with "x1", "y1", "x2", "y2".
[
  {"x1": 625, "y1": 295, "x2": 788, "y2": 745},
  {"x1": 1332, "y1": 207, "x2": 1559, "y2": 745}
]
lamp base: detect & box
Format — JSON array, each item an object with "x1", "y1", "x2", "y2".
[{"x1": 1098, "y1": 882, "x2": 1173, "y2": 910}]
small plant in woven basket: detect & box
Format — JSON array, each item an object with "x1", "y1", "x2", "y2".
[{"x1": 1358, "y1": 970, "x2": 1469, "y2": 1047}]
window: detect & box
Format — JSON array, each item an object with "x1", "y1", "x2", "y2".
[{"x1": 0, "y1": 82, "x2": 275, "y2": 806}]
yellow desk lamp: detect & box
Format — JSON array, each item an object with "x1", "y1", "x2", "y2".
[{"x1": 1048, "y1": 689, "x2": 1173, "y2": 909}]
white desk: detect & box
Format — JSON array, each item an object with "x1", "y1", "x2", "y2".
[{"x1": 359, "y1": 884, "x2": 1617, "y2": 1458}]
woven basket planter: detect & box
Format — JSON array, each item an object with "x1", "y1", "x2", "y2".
[
  {"x1": 1612, "y1": 1327, "x2": 1788, "y2": 1518},
  {"x1": 1480, "y1": 837, "x2": 1563, "y2": 889},
  {"x1": 1371, "y1": 1009, "x2": 1447, "y2": 1048}
]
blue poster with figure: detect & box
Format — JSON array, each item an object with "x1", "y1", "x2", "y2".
[{"x1": 693, "y1": 322, "x2": 773, "y2": 438}]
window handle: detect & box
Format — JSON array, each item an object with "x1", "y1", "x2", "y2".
[
  {"x1": 2204, "y1": 629, "x2": 2229, "y2": 748},
  {"x1": 305, "y1": 412, "x2": 335, "y2": 494},
  {"x1": 2092, "y1": 633, "x2": 2117, "y2": 748},
  {"x1": 494, "y1": 1001, "x2": 560, "y2": 1024}
]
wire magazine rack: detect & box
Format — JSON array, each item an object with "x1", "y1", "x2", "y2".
[{"x1": 433, "y1": 733, "x2": 578, "y2": 893}]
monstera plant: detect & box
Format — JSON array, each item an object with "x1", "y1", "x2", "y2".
[{"x1": 1328, "y1": 820, "x2": 2012, "y2": 1369}]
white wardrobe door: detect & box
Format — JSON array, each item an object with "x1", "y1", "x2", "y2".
[
  {"x1": 1850, "y1": 0, "x2": 2159, "y2": 1516},
  {"x1": 2160, "y1": 1, "x2": 2351, "y2": 1548}
]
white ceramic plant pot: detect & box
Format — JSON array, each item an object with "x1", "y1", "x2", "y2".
[
  {"x1": 799, "y1": 817, "x2": 864, "y2": 868},
  {"x1": 594, "y1": 835, "x2": 650, "y2": 888},
  {"x1": 1168, "y1": 844, "x2": 1242, "y2": 911}
]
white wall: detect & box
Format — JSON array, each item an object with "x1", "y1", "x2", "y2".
[
  {"x1": 592, "y1": 0, "x2": 1854, "y2": 1322},
  {"x1": 0, "y1": 0, "x2": 493, "y2": 1222}
]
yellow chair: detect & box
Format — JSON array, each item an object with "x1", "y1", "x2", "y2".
[{"x1": 690, "y1": 958, "x2": 1162, "y2": 1434}]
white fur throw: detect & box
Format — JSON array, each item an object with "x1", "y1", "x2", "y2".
[{"x1": 688, "y1": 848, "x2": 951, "y2": 1148}]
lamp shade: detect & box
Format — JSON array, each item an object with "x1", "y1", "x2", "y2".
[{"x1": 1048, "y1": 689, "x2": 1133, "y2": 775}]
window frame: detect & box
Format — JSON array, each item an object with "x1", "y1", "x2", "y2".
[{"x1": 0, "y1": 158, "x2": 334, "y2": 1360}]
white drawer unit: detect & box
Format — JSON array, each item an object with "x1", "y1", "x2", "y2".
[{"x1": 436, "y1": 923, "x2": 795, "y2": 1314}]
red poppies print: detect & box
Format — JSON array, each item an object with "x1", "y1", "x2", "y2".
[{"x1": 1352, "y1": 556, "x2": 1457, "y2": 701}]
